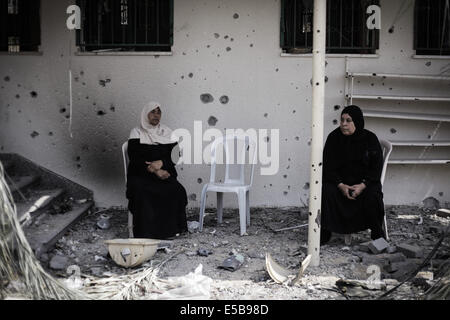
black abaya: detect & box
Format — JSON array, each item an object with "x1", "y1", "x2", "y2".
[
  {"x1": 126, "y1": 139, "x2": 188, "y2": 239},
  {"x1": 321, "y1": 127, "x2": 385, "y2": 238}
]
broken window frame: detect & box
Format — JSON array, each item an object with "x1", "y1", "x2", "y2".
[
  {"x1": 0, "y1": 0, "x2": 41, "y2": 52},
  {"x1": 76, "y1": 0, "x2": 173, "y2": 52},
  {"x1": 414, "y1": 0, "x2": 450, "y2": 56},
  {"x1": 280, "y1": 0, "x2": 380, "y2": 54}
]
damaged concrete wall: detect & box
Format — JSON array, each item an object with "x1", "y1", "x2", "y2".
[{"x1": 0, "y1": 0, "x2": 449, "y2": 208}]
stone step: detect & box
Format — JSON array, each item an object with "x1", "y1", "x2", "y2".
[
  {"x1": 7, "y1": 175, "x2": 40, "y2": 194},
  {"x1": 16, "y1": 188, "x2": 66, "y2": 224},
  {"x1": 0, "y1": 159, "x2": 14, "y2": 172},
  {"x1": 24, "y1": 201, "x2": 94, "y2": 258}
]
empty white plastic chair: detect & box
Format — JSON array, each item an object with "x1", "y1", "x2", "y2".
[
  {"x1": 198, "y1": 135, "x2": 257, "y2": 236},
  {"x1": 379, "y1": 139, "x2": 393, "y2": 241},
  {"x1": 122, "y1": 141, "x2": 134, "y2": 238}
]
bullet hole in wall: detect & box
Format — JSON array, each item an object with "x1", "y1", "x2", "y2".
[
  {"x1": 264, "y1": 136, "x2": 270, "y2": 143},
  {"x1": 264, "y1": 113, "x2": 268, "y2": 118},
  {"x1": 97, "y1": 110, "x2": 106, "y2": 116},
  {"x1": 189, "y1": 193, "x2": 197, "y2": 201},
  {"x1": 390, "y1": 128, "x2": 397, "y2": 134},
  {"x1": 233, "y1": 13, "x2": 239, "y2": 19},
  {"x1": 99, "y1": 79, "x2": 111, "y2": 87},
  {"x1": 283, "y1": 191, "x2": 288, "y2": 196},
  {"x1": 283, "y1": 175, "x2": 287, "y2": 178},
  {"x1": 219, "y1": 95, "x2": 229, "y2": 104},
  {"x1": 333, "y1": 119, "x2": 338, "y2": 125},
  {"x1": 201, "y1": 93, "x2": 214, "y2": 104},
  {"x1": 425, "y1": 61, "x2": 431, "y2": 67},
  {"x1": 188, "y1": 73, "x2": 194, "y2": 78},
  {"x1": 250, "y1": 44, "x2": 253, "y2": 47},
  {"x1": 388, "y1": 26, "x2": 394, "y2": 33},
  {"x1": 334, "y1": 105, "x2": 341, "y2": 110},
  {"x1": 295, "y1": 136, "x2": 300, "y2": 141},
  {"x1": 439, "y1": 192, "x2": 444, "y2": 196},
  {"x1": 208, "y1": 116, "x2": 218, "y2": 126},
  {"x1": 214, "y1": 33, "x2": 220, "y2": 38},
  {"x1": 48, "y1": 132, "x2": 53, "y2": 136},
  {"x1": 30, "y1": 131, "x2": 39, "y2": 138},
  {"x1": 197, "y1": 178, "x2": 203, "y2": 184},
  {"x1": 303, "y1": 182, "x2": 310, "y2": 190},
  {"x1": 60, "y1": 108, "x2": 66, "y2": 113},
  {"x1": 226, "y1": 47, "x2": 231, "y2": 52},
  {"x1": 15, "y1": 94, "x2": 20, "y2": 99},
  {"x1": 110, "y1": 105, "x2": 115, "y2": 112},
  {"x1": 30, "y1": 91, "x2": 38, "y2": 98},
  {"x1": 4, "y1": 76, "x2": 10, "y2": 82}
]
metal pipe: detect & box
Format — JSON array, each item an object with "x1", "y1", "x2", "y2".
[{"x1": 308, "y1": 0, "x2": 326, "y2": 267}]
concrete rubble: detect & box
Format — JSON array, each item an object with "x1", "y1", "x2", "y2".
[{"x1": 23, "y1": 205, "x2": 448, "y2": 300}]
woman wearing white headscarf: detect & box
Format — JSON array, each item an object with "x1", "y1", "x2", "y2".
[{"x1": 126, "y1": 102, "x2": 187, "y2": 239}]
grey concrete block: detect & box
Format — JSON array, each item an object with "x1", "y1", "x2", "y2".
[
  {"x1": 368, "y1": 237, "x2": 390, "y2": 254},
  {"x1": 49, "y1": 255, "x2": 69, "y2": 270},
  {"x1": 386, "y1": 246, "x2": 397, "y2": 254},
  {"x1": 397, "y1": 243, "x2": 424, "y2": 258},
  {"x1": 385, "y1": 262, "x2": 417, "y2": 282},
  {"x1": 358, "y1": 241, "x2": 372, "y2": 253}
]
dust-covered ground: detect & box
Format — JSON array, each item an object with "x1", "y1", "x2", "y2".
[{"x1": 39, "y1": 205, "x2": 449, "y2": 300}]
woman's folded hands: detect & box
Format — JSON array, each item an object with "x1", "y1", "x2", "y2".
[
  {"x1": 338, "y1": 183, "x2": 366, "y2": 200},
  {"x1": 146, "y1": 160, "x2": 170, "y2": 180}
]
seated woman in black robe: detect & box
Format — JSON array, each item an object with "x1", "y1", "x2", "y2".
[
  {"x1": 320, "y1": 105, "x2": 385, "y2": 245},
  {"x1": 126, "y1": 102, "x2": 188, "y2": 239}
]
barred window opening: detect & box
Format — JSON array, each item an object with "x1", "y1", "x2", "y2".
[
  {"x1": 1, "y1": 0, "x2": 41, "y2": 52},
  {"x1": 415, "y1": 0, "x2": 450, "y2": 56},
  {"x1": 281, "y1": 0, "x2": 380, "y2": 54},
  {"x1": 76, "y1": 0, "x2": 173, "y2": 52}
]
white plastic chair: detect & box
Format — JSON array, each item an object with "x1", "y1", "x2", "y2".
[
  {"x1": 122, "y1": 141, "x2": 134, "y2": 238},
  {"x1": 198, "y1": 135, "x2": 257, "y2": 236},
  {"x1": 379, "y1": 139, "x2": 393, "y2": 241}
]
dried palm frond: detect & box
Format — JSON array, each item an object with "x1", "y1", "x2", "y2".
[
  {"x1": 82, "y1": 250, "x2": 184, "y2": 300},
  {"x1": 0, "y1": 161, "x2": 88, "y2": 300}
]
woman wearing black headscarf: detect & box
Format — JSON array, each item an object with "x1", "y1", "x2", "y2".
[{"x1": 320, "y1": 105, "x2": 385, "y2": 245}]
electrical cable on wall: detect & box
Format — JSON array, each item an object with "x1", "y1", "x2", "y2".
[{"x1": 68, "y1": 32, "x2": 74, "y2": 139}]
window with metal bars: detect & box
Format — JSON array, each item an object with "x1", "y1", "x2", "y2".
[
  {"x1": 281, "y1": 0, "x2": 379, "y2": 54},
  {"x1": 76, "y1": 0, "x2": 173, "y2": 52},
  {"x1": 415, "y1": 0, "x2": 450, "y2": 55},
  {"x1": 0, "y1": 0, "x2": 41, "y2": 52}
]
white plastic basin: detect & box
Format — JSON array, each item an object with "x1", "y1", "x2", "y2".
[{"x1": 104, "y1": 238, "x2": 160, "y2": 268}]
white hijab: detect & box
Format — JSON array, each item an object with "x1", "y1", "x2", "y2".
[{"x1": 129, "y1": 101, "x2": 177, "y2": 145}]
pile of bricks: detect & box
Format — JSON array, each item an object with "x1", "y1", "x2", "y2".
[{"x1": 354, "y1": 238, "x2": 428, "y2": 282}]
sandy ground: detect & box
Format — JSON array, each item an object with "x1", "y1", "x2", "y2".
[{"x1": 24, "y1": 204, "x2": 448, "y2": 301}]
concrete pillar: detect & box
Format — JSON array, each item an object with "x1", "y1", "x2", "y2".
[{"x1": 308, "y1": 0, "x2": 327, "y2": 267}]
